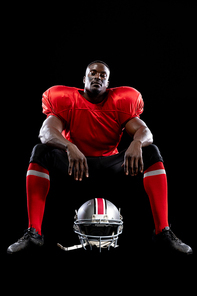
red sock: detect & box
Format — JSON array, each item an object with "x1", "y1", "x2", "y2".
[
  {"x1": 26, "y1": 163, "x2": 50, "y2": 235},
  {"x1": 143, "y1": 161, "x2": 169, "y2": 234}
]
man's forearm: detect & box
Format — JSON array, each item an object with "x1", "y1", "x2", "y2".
[
  {"x1": 39, "y1": 125, "x2": 73, "y2": 151},
  {"x1": 124, "y1": 125, "x2": 153, "y2": 175},
  {"x1": 39, "y1": 116, "x2": 89, "y2": 181},
  {"x1": 133, "y1": 126, "x2": 153, "y2": 147}
]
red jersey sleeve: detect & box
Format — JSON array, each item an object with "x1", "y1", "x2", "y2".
[
  {"x1": 113, "y1": 86, "x2": 144, "y2": 127},
  {"x1": 42, "y1": 85, "x2": 73, "y2": 125}
]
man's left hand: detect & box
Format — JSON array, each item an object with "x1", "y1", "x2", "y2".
[{"x1": 122, "y1": 140, "x2": 144, "y2": 176}]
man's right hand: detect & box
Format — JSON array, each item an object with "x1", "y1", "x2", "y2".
[
  {"x1": 66, "y1": 143, "x2": 89, "y2": 181},
  {"x1": 39, "y1": 115, "x2": 89, "y2": 181}
]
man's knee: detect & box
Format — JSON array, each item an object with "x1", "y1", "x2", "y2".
[
  {"x1": 143, "y1": 144, "x2": 163, "y2": 171},
  {"x1": 29, "y1": 144, "x2": 52, "y2": 169}
]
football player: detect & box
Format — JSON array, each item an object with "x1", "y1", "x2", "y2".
[{"x1": 7, "y1": 61, "x2": 192, "y2": 255}]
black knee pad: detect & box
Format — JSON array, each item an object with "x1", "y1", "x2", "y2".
[{"x1": 142, "y1": 144, "x2": 163, "y2": 171}]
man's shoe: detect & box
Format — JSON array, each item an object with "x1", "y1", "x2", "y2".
[
  {"x1": 7, "y1": 227, "x2": 44, "y2": 254},
  {"x1": 152, "y1": 226, "x2": 193, "y2": 255}
]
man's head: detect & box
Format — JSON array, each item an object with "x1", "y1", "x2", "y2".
[{"x1": 83, "y1": 61, "x2": 110, "y2": 97}]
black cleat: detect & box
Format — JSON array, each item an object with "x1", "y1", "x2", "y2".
[
  {"x1": 7, "y1": 227, "x2": 44, "y2": 254},
  {"x1": 152, "y1": 226, "x2": 193, "y2": 255}
]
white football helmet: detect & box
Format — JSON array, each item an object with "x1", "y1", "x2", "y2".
[{"x1": 73, "y1": 198, "x2": 123, "y2": 252}]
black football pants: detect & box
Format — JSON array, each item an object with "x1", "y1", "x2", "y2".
[
  {"x1": 30, "y1": 143, "x2": 162, "y2": 175},
  {"x1": 29, "y1": 143, "x2": 163, "y2": 199}
]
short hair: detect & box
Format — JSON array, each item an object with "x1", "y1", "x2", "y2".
[{"x1": 86, "y1": 60, "x2": 110, "y2": 72}]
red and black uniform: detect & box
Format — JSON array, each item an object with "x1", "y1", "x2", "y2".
[{"x1": 27, "y1": 85, "x2": 168, "y2": 236}]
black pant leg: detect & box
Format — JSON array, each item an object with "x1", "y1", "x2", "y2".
[
  {"x1": 29, "y1": 143, "x2": 69, "y2": 173},
  {"x1": 142, "y1": 144, "x2": 164, "y2": 171},
  {"x1": 98, "y1": 144, "x2": 163, "y2": 174},
  {"x1": 29, "y1": 143, "x2": 105, "y2": 199}
]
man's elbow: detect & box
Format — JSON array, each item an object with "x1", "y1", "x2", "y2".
[
  {"x1": 143, "y1": 128, "x2": 154, "y2": 147},
  {"x1": 149, "y1": 136, "x2": 154, "y2": 145},
  {"x1": 38, "y1": 128, "x2": 45, "y2": 143},
  {"x1": 149, "y1": 130, "x2": 154, "y2": 144},
  {"x1": 38, "y1": 125, "x2": 50, "y2": 144}
]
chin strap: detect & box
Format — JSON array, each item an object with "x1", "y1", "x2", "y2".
[
  {"x1": 57, "y1": 240, "x2": 119, "y2": 251},
  {"x1": 57, "y1": 243, "x2": 87, "y2": 251}
]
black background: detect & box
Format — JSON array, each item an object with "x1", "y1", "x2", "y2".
[{"x1": 2, "y1": 0, "x2": 196, "y2": 285}]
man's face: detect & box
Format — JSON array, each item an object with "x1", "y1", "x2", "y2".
[{"x1": 83, "y1": 63, "x2": 110, "y2": 96}]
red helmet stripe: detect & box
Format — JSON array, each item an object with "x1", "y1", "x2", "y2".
[{"x1": 95, "y1": 198, "x2": 105, "y2": 215}]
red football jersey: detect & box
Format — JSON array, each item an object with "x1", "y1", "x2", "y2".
[{"x1": 42, "y1": 86, "x2": 144, "y2": 157}]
